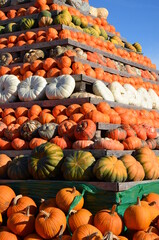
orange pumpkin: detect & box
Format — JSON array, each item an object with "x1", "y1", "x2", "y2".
[
  {"x1": 29, "y1": 138, "x2": 47, "y2": 149},
  {"x1": 11, "y1": 138, "x2": 29, "y2": 150}
]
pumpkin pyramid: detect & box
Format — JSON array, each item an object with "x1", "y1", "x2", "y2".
[{"x1": 0, "y1": 0, "x2": 159, "y2": 178}]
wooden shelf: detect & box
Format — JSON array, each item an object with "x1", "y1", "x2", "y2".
[{"x1": 0, "y1": 0, "x2": 33, "y2": 12}]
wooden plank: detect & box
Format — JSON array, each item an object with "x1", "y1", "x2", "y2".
[
  {"x1": 0, "y1": 38, "x2": 69, "y2": 53},
  {"x1": 2, "y1": 149, "x2": 107, "y2": 158},
  {"x1": 0, "y1": 97, "x2": 90, "y2": 109},
  {"x1": 97, "y1": 123, "x2": 121, "y2": 130},
  {"x1": 118, "y1": 180, "x2": 159, "y2": 191},
  {"x1": 0, "y1": 1, "x2": 34, "y2": 12}
]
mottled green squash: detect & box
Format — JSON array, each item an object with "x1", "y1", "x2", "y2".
[
  {"x1": 7, "y1": 155, "x2": 31, "y2": 180},
  {"x1": 28, "y1": 142, "x2": 63, "y2": 180},
  {"x1": 61, "y1": 151, "x2": 95, "y2": 181},
  {"x1": 5, "y1": 23, "x2": 19, "y2": 33},
  {"x1": 20, "y1": 18, "x2": 35, "y2": 30},
  {"x1": 54, "y1": 10, "x2": 72, "y2": 26},
  {"x1": 72, "y1": 15, "x2": 81, "y2": 26},
  {"x1": 93, "y1": 156, "x2": 127, "y2": 182}
]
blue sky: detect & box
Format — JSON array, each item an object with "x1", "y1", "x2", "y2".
[{"x1": 90, "y1": 0, "x2": 159, "y2": 69}]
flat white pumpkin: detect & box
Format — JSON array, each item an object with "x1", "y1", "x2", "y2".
[
  {"x1": 148, "y1": 88, "x2": 159, "y2": 109},
  {"x1": 123, "y1": 84, "x2": 141, "y2": 107},
  {"x1": 93, "y1": 80, "x2": 114, "y2": 102},
  {"x1": 108, "y1": 81, "x2": 129, "y2": 105},
  {"x1": 0, "y1": 74, "x2": 20, "y2": 103},
  {"x1": 137, "y1": 87, "x2": 152, "y2": 109},
  {"x1": 18, "y1": 76, "x2": 47, "y2": 102},
  {"x1": 46, "y1": 75, "x2": 75, "y2": 100}
]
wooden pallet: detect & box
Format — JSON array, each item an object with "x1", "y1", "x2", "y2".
[
  {"x1": 2, "y1": 148, "x2": 159, "y2": 158},
  {"x1": 0, "y1": 178, "x2": 159, "y2": 192}
]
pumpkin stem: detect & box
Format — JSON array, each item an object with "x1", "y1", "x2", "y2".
[
  {"x1": 40, "y1": 198, "x2": 45, "y2": 203},
  {"x1": 40, "y1": 210, "x2": 50, "y2": 219},
  {"x1": 87, "y1": 232, "x2": 98, "y2": 239},
  {"x1": 69, "y1": 209, "x2": 77, "y2": 215},
  {"x1": 103, "y1": 231, "x2": 119, "y2": 240},
  {"x1": 26, "y1": 206, "x2": 30, "y2": 217},
  {"x1": 149, "y1": 201, "x2": 157, "y2": 206},
  {"x1": 136, "y1": 197, "x2": 141, "y2": 206},
  {"x1": 57, "y1": 225, "x2": 64, "y2": 240},
  {"x1": 147, "y1": 226, "x2": 153, "y2": 233},
  {"x1": 72, "y1": 187, "x2": 76, "y2": 194},
  {"x1": 111, "y1": 205, "x2": 117, "y2": 215},
  {"x1": 13, "y1": 194, "x2": 22, "y2": 205}
]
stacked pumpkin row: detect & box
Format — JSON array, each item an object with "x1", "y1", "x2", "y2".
[
  {"x1": 1, "y1": 143, "x2": 159, "y2": 181},
  {"x1": 0, "y1": 1, "x2": 116, "y2": 36},
  {"x1": 0, "y1": 22, "x2": 155, "y2": 70},
  {"x1": 1, "y1": 102, "x2": 159, "y2": 150},
  {"x1": 1, "y1": 185, "x2": 159, "y2": 240}
]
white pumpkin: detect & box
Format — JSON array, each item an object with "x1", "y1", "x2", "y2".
[
  {"x1": 18, "y1": 76, "x2": 47, "y2": 102},
  {"x1": 148, "y1": 88, "x2": 159, "y2": 109},
  {"x1": 123, "y1": 84, "x2": 141, "y2": 107},
  {"x1": 89, "y1": 6, "x2": 98, "y2": 17},
  {"x1": 108, "y1": 81, "x2": 129, "y2": 105},
  {"x1": 0, "y1": 74, "x2": 20, "y2": 103},
  {"x1": 46, "y1": 75, "x2": 75, "y2": 100},
  {"x1": 97, "y1": 8, "x2": 109, "y2": 19},
  {"x1": 93, "y1": 80, "x2": 114, "y2": 102},
  {"x1": 137, "y1": 87, "x2": 152, "y2": 109}
]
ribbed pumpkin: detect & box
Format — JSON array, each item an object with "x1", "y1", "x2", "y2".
[
  {"x1": 93, "y1": 156, "x2": 127, "y2": 182},
  {"x1": 94, "y1": 205, "x2": 123, "y2": 236},
  {"x1": 133, "y1": 227, "x2": 158, "y2": 240},
  {"x1": 58, "y1": 120, "x2": 76, "y2": 139},
  {"x1": 7, "y1": 194, "x2": 37, "y2": 217},
  {"x1": 20, "y1": 120, "x2": 41, "y2": 141},
  {"x1": 7, "y1": 206, "x2": 35, "y2": 237},
  {"x1": 4, "y1": 124, "x2": 20, "y2": 141},
  {"x1": 0, "y1": 185, "x2": 16, "y2": 214},
  {"x1": 134, "y1": 147, "x2": 159, "y2": 180},
  {"x1": 68, "y1": 209, "x2": 93, "y2": 233},
  {"x1": 35, "y1": 207, "x2": 66, "y2": 239},
  {"x1": 120, "y1": 155, "x2": 145, "y2": 181},
  {"x1": 93, "y1": 138, "x2": 124, "y2": 150},
  {"x1": 7, "y1": 155, "x2": 31, "y2": 180},
  {"x1": 28, "y1": 142, "x2": 63, "y2": 179},
  {"x1": 72, "y1": 224, "x2": 103, "y2": 240},
  {"x1": 38, "y1": 123, "x2": 58, "y2": 140},
  {"x1": 61, "y1": 151, "x2": 95, "y2": 181},
  {"x1": 56, "y1": 187, "x2": 84, "y2": 213},
  {"x1": 124, "y1": 197, "x2": 152, "y2": 231},
  {"x1": 72, "y1": 140, "x2": 94, "y2": 149},
  {"x1": 74, "y1": 119, "x2": 96, "y2": 140},
  {"x1": 0, "y1": 154, "x2": 11, "y2": 178},
  {"x1": 106, "y1": 128, "x2": 127, "y2": 141},
  {"x1": 0, "y1": 121, "x2": 7, "y2": 137},
  {"x1": 50, "y1": 136, "x2": 72, "y2": 149},
  {"x1": 85, "y1": 110, "x2": 110, "y2": 123},
  {"x1": 123, "y1": 136, "x2": 142, "y2": 150}
]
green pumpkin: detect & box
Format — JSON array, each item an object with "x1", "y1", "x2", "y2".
[
  {"x1": 38, "y1": 10, "x2": 52, "y2": 22},
  {"x1": 54, "y1": 10, "x2": 72, "y2": 26},
  {"x1": 61, "y1": 151, "x2": 95, "y2": 181},
  {"x1": 72, "y1": 15, "x2": 81, "y2": 26},
  {"x1": 0, "y1": 26, "x2": 5, "y2": 34},
  {"x1": 125, "y1": 42, "x2": 137, "y2": 52},
  {"x1": 133, "y1": 42, "x2": 142, "y2": 53},
  {"x1": 28, "y1": 142, "x2": 64, "y2": 180},
  {"x1": 7, "y1": 155, "x2": 31, "y2": 180},
  {"x1": 38, "y1": 16, "x2": 53, "y2": 27},
  {"x1": 100, "y1": 27, "x2": 108, "y2": 40},
  {"x1": 89, "y1": 27, "x2": 100, "y2": 37},
  {"x1": 5, "y1": 23, "x2": 19, "y2": 33},
  {"x1": 20, "y1": 18, "x2": 35, "y2": 30},
  {"x1": 93, "y1": 156, "x2": 127, "y2": 182},
  {"x1": 80, "y1": 17, "x2": 88, "y2": 28}
]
